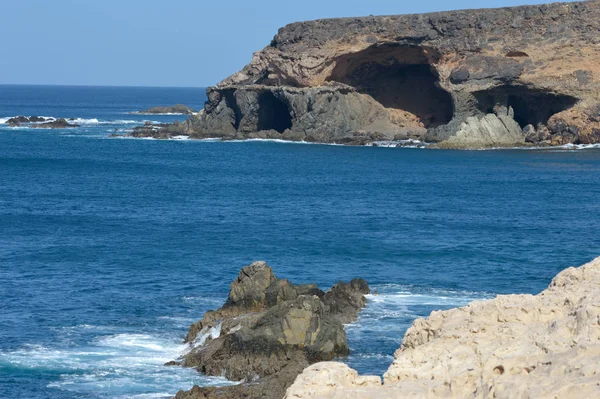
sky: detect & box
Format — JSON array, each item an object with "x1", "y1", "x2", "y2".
[{"x1": 0, "y1": 0, "x2": 577, "y2": 87}]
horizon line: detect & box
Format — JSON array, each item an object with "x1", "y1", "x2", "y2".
[{"x1": 0, "y1": 83, "x2": 209, "y2": 89}]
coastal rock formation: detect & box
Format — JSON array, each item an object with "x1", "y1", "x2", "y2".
[
  {"x1": 285, "y1": 256, "x2": 600, "y2": 398},
  {"x1": 133, "y1": 104, "x2": 196, "y2": 115},
  {"x1": 5, "y1": 116, "x2": 80, "y2": 128},
  {"x1": 173, "y1": 261, "x2": 369, "y2": 399},
  {"x1": 143, "y1": 1, "x2": 600, "y2": 148}
]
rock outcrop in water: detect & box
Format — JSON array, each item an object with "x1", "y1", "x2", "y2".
[
  {"x1": 5, "y1": 116, "x2": 80, "y2": 128},
  {"x1": 285, "y1": 256, "x2": 600, "y2": 398},
  {"x1": 132, "y1": 104, "x2": 196, "y2": 115},
  {"x1": 173, "y1": 261, "x2": 369, "y2": 399},
  {"x1": 139, "y1": 1, "x2": 600, "y2": 148}
]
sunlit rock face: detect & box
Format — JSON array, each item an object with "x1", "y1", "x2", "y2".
[
  {"x1": 284, "y1": 256, "x2": 600, "y2": 399},
  {"x1": 181, "y1": 1, "x2": 600, "y2": 148}
]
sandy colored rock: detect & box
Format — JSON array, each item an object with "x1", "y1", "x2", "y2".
[{"x1": 285, "y1": 256, "x2": 600, "y2": 398}]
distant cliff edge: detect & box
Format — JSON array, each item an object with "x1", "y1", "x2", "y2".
[{"x1": 139, "y1": 1, "x2": 600, "y2": 148}]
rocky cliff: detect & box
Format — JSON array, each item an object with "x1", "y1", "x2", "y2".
[
  {"x1": 144, "y1": 1, "x2": 600, "y2": 148},
  {"x1": 285, "y1": 256, "x2": 600, "y2": 398}
]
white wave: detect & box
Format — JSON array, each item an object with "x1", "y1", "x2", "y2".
[
  {"x1": 97, "y1": 333, "x2": 177, "y2": 353},
  {"x1": 68, "y1": 118, "x2": 100, "y2": 125},
  {"x1": 0, "y1": 332, "x2": 235, "y2": 398},
  {"x1": 368, "y1": 139, "x2": 428, "y2": 148},
  {"x1": 346, "y1": 284, "x2": 492, "y2": 329},
  {"x1": 170, "y1": 135, "x2": 190, "y2": 140},
  {"x1": 192, "y1": 322, "x2": 222, "y2": 349}
]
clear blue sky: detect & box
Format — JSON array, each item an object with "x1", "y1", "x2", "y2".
[{"x1": 0, "y1": 0, "x2": 576, "y2": 87}]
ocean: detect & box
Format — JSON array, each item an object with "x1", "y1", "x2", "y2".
[{"x1": 1, "y1": 85, "x2": 599, "y2": 398}]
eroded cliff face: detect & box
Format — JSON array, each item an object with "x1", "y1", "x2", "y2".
[
  {"x1": 182, "y1": 1, "x2": 600, "y2": 147},
  {"x1": 284, "y1": 256, "x2": 600, "y2": 398}
]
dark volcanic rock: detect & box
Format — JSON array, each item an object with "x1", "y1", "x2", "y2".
[
  {"x1": 29, "y1": 116, "x2": 48, "y2": 122},
  {"x1": 139, "y1": 1, "x2": 600, "y2": 148},
  {"x1": 30, "y1": 118, "x2": 79, "y2": 129},
  {"x1": 124, "y1": 121, "x2": 186, "y2": 139},
  {"x1": 5, "y1": 116, "x2": 78, "y2": 128},
  {"x1": 134, "y1": 104, "x2": 196, "y2": 115},
  {"x1": 174, "y1": 261, "x2": 369, "y2": 399},
  {"x1": 6, "y1": 116, "x2": 31, "y2": 125}
]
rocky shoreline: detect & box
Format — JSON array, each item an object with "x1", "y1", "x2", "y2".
[
  {"x1": 171, "y1": 261, "x2": 369, "y2": 399},
  {"x1": 128, "y1": 1, "x2": 600, "y2": 149},
  {"x1": 285, "y1": 256, "x2": 600, "y2": 398}
]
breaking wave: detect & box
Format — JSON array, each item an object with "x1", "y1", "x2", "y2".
[{"x1": 0, "y1": 331, "x2": 234, "y2": 398}]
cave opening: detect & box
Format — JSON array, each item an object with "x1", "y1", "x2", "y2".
[
  {"x1": 257, "y1": 91, "x2": 293, "y2": 133},
  {"x1": 327, "y1": 44, "x2": 454, "y2": 128},
  {"x1": 473, "y1": 86, "x2": 579, "y2": 127}
]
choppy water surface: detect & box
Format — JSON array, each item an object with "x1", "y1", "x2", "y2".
[{"x1": 1, "y1": 85, "x2": 599, "y2": 398}]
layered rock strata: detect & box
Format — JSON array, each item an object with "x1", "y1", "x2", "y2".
[
  {"x1": 136, "y1": 1, "x2": 600, "y2": 148},
  {"x1": 173, "y1": 261, "x2": 369, "y2": 399},
  {"x1": 285, "y1": 256, "x2": 600, "y2": 398}
]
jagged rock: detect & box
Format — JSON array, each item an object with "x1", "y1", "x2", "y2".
[
  {"x1": 174, "y1": 261, "x2": 369, "y2": 399},
  {"x1": 285, "y1": 256, "x2": 600, "y2": 399},
  {"x1": 6, "y1": 116, "x2": 32, "y2": 125},
  {"x1": 137, "y1": 1, "x2": 600, "y2": 147},
  {"x1": 437, "y1": 112, "x2": 524, "y2": 149}
]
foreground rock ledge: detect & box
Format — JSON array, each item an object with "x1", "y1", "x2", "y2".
[
  {"x1": 135, "y1": 1, "x2": 600, "y2": 148},
  {"x1": 173, "y1": 261, "x2": 369, "y2": 399},
  {"x1": 285, "y1": 256, "x2": 600, "y2": 398}
]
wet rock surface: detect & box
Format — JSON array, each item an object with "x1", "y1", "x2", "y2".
[
  {"x1": 138, "y1": 1, "x2": 600, "y2": 148},
  {"x1": 173, "y1": 261, "x2": 369, "y2": 399}
]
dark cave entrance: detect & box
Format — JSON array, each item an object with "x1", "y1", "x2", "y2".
[
  {"x1": 327, "y1": 44, "x2": 454, "y2": 128},
  {"x1": 473, "y1": 86, "x2": 579, "y2": 127},
  {"x1": 257, "y1": 91, "x2": 293, "y2": 133}
]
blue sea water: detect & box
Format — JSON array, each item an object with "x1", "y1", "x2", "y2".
[{"x1": 1, "y1": 85, "x2": 600, "y2": 399}]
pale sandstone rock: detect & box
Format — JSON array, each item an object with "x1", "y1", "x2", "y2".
[{"x1": 285, "y1": 257, "x2": 600, "y2": 399}]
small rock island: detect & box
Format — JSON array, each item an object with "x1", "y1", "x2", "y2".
[
  {"x1": 5, "y1": 116, "x2": 80, "y2": 129},
  {"x1": 132, "y1": 104, "x2": 196, "y2": 115}
]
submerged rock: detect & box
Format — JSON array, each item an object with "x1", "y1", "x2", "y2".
[
  {"x1": 173, "y1": 261, "x2": 369, "y2": 399},
  {"x1": 285, "y1": 256, "x2": 600, "y2": 398}
]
